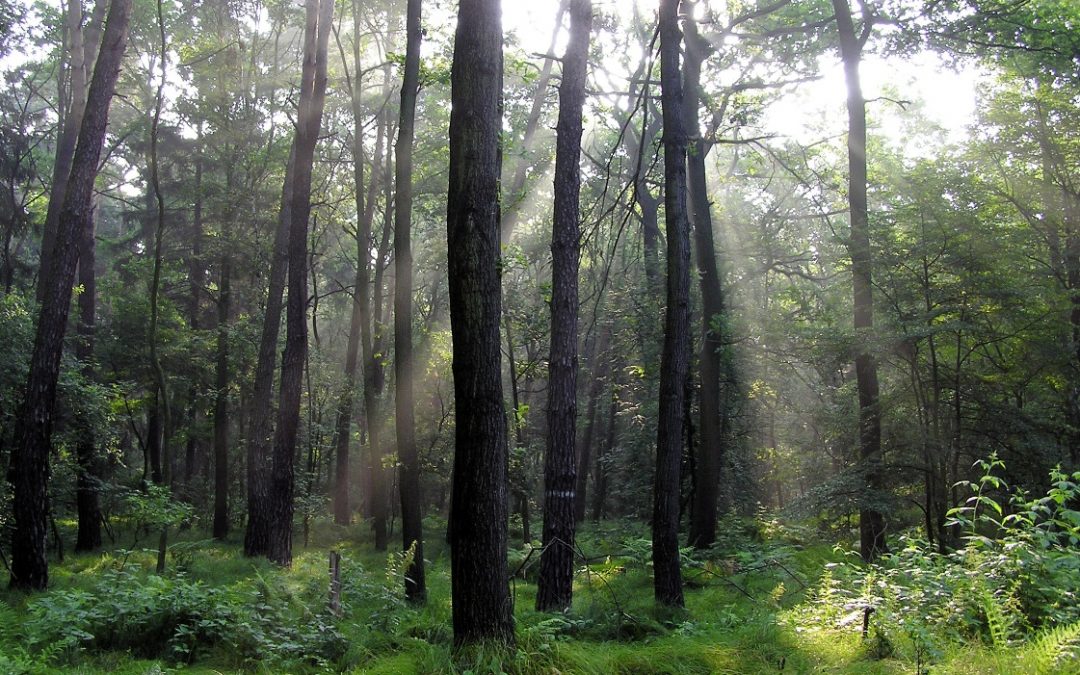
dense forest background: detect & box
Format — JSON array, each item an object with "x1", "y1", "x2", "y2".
[{"x1": 1, "y1": 0, "x2": 1079, "y2": 672}]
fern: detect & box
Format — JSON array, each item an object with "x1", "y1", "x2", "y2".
[
  {"x1": 1015, "y1": 620, "x2": 1080, "y2": 675},
  {"x1": 981, "y1": 580, "x2": 1023, "y2": 649},
  {"x1": 0, "y1": 598, "x2": 19, "y2": 646}
]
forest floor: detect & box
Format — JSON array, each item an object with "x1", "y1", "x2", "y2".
[{"x1": 0, "y1": 515, "x2": 1068, "y2": 674}]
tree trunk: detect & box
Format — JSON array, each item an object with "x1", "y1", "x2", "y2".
[
  {"x1": 499, "y1": 0, "x2": 569, "y2": 243},
  {"x1": 147, "y1": 0, "x2": 172, "y2": 488},
  {"x1": 446, "y1": 0, "x2": 514, "y2": 646},
  {"x1": 683, "y1": 3, "x2": 727, "y2": 550},
  {"x1": 574, "y1": 324, "x2": 609, "y2": 523},
  {"x1": 832, "y1": 0, "x2": 887, "y2": 562},
  {"x1": 652, "y1": 0, "x2": 690, "y2": 608},
  {"x1": 37, "y1": 0, "x2": 88, "y2": 302},
  {"x1": 184, "y1": 135, "x2": 205, "y2": 486},
  {"x1": 74, "y1": 196, "x2": 101, "y2": 553},
  {"x1": 592, "y1": 368, "x2": 618, "y2": 523},
  {"x1": 212, "y1": 254, "x2": 231, "y2": 539},
  {"x1": 394, "y1": 0, "x2": 426, "y2": 603},
  {"x1": 8, "y1": 0, "x2": 131, "y2": 590},
  {"x1": 370, "y1": 105, "x2": 395, "y2": 551},
  {"x1": 503, "y1": 311, "x2": 531, "y2": 544},
  {"x1": 244, "y1": 142, "x2": 295, "y2": 557},
  {"x1": 332, "y1": 258, "x2": 362, "y2": 526},
  {"x1": 266, "y1": 0, "x2": 332, "y2": 567},
  {"x1": 536, "y1": 0, "x2": 591, "y2": 613}
]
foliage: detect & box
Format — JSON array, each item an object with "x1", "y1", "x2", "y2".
[{"x1": 794, "y1": 455, "x2": 1080, "y2": 670}]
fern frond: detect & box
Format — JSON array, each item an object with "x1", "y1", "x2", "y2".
[{"x1": 1015, "y1": 620, "x2": 1080, "y2": 675}]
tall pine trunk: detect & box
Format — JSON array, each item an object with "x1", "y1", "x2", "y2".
[
  {"x1": 446, "y1": 0, "x2": 514, "y2": 646},
  {"x1": 536, "y1": 0, "x2": 591, "y2": 613},
  {"x1": 653, "y1": 0, "x2": 690, "y2": 608},
  {"x1": 394, "y1": 0, "x2": 426, "y2": 603},
  {"x1": 8, "y1": 0, "x2": 132, "y2": 590}
]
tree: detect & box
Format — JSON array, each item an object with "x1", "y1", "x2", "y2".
[
  {"x1": 266, "y1": 0, "x2": 332, "y2": 566},
  {"x1": 394, "y1": 0, "x2": 426, "y2": 603},
  {"x1": 244, "y1": 143, "x2": 295, "y2": 557},
  {"x1": 7, "y1": 0, "x2": 132, "y2": 590},
  {"x1": 73, "y1": 167, "x2": 101, "y2": 553},
  {"x1": 211, "y1": 222, "x2": 231, "y2": 539},
  {"x1": 653, "y1": 0, "x2": 690, "y2": 607},
  {"x1": 683, "y1": 1, "x2": 730, "y2": 550},
  {"x1": 831, "y1": 0, "x2": 887, "y2": 562},
  {"x1": 536, "y1": 0, "x2": 592, "y2": 613},
  {"x1": 446, "y1": 0, "x2": 514, "y2": 646},
  {"x1": 36, "y1": 0, "x2": 103, "y2": 303}
]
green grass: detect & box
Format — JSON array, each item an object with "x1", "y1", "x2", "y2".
[{"x1": 0, "y1": 517, "x2": 1073, "y2": 674}]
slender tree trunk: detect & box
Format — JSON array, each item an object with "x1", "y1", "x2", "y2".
[
  {"x1": 652, "y1": 0, "x2": 690, "y2": 608},
  {"x1": 683, "y1": 4, "x2": 726, "y2": 550},
  {"x1": 212, "y1": 254, "x2": 231, "y2": 539},
  {"x1": 147, "y1": 0, "x2": 172, "y2": 488},
  {"x1": 266, "y1": 0, "x2": 332, "y2": 567},
  {"x1": 370, "y1": 105, "x2": 395, "y2": 551},
  {"x1": 332, "y1": 263, "x2": 361, "y2": 525},
  {"x1": 592, "y1": 369, "x2": 618, "y2": 523},
  {"x1": 574, "y1": 324, "x2": 609, "y2": 523},
  {"x1": 74, "y1": 197, "x2": 101, "y2": 552},
  {"x1": 446, "y1": 0, "x2": 514, "y2": 646},
  {"x1": 340, "y1": 0, "x2": 384, "y2": 524},
  {"x1": 536, "y1": 0, "x2": 591, "y2": 613},
  {"x1": 394, "y1": 0, "x2": 426, "y2": 603},
  {"x1": 185, "y1": 134, "x2": 205, "y2": 485},
  {"x1": 499, "y1": 0, "x2": 569, "y2": 243},
  {"x1": 38, "y1": 0, "x2": 88, "y2": 301},
  {"x1": 503, "y1": 311, "x2": 531, "y2": 543},
  {"x1": 832, "y1": 0, "x2": 886, "y2": 562},
  {"x1": 8, "y1": 0, "x2": 131, "y2": 590}
]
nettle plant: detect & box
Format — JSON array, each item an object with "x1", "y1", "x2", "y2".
[{"x1": 796, "y1": 454, "x2": 1080, "y2": 667}]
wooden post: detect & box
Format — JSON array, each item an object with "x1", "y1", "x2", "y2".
[{"x1": 329, "y1": 550, "x2": 342, "y2": 617}]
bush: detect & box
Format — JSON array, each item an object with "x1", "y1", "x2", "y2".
[
  {"x1": 795, "y1": 455, "x2": 1080, "y2": 670},
  {"x1": 20, "y1": 558, "x2": 348, "y2": 670}
]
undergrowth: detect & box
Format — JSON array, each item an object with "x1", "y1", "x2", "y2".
[{"x1": 1, "y1": 471, "x2": 1077, "y2": 674}]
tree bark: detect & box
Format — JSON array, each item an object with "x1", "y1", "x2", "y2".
[
  {"x1": 266, "y1": 0, "x2": 332, "y2": 567},
  {"x1": 536, "y1": 0, "x2": 591, "y2": 613},
  {"x1": 332, "y1": 252, "x2": 362, "y2": 526},
  {"x1": 832, "y1": 0, "x2": 887, "y2": 562},
  {"x1": 574, "y1": 324, "x2": 609, "y2": 523},
  {"x1": 147, "y1": 0, "x2": 172, "y2": 488},
  {"x1": 212, "y1": 253, "x2": 231, "y2": 539},
  {"x1": 446, "y1": 0, "x2": 514, "y2": 646},
  {"x1": 653, "y1": 0, "x2": 690, "y2": 608},
  {"x1": 37, "y1": 0, "x2": 88, "y2": 302},
  {"x1": 244, "y1": 142, "x2": 294, "y2": 557},
  {"x1": 8, "y1": 0, "x2": 131, "y2": 590},
  {"x1": 592, "y1": 368, "x2": 618, "y2": 523},
  {"x1": 394, "y1": 0, "x2": 426, "y2": 603},
  {"x1": 683, "y1": 3, "x2": 727, "y2": 550},
  {"x1": 74, "y1": 195, "x2": 101, "y2": 552}
]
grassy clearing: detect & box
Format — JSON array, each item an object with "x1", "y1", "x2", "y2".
[{"x1": 1, "y1": 517, "x2": 1074, "y2": 674}]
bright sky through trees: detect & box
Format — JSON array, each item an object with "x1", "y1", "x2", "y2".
[{"x1": 502, "y1": 0, "x2": 979, "y2": 148}]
